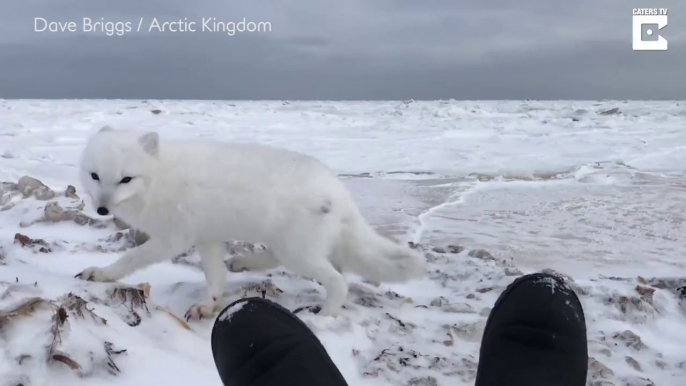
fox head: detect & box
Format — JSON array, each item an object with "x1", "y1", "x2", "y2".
[{"x1": 79, "y1": 126, "x2": 160, "y2": 216}]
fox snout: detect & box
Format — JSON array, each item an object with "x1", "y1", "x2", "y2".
[{"x1": 92, "y1": 193, "x2": 113, "y2": 216}]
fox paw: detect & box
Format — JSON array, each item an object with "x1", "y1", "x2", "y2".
[
  {"x1": 75, "y1": 266, "x2": 117, "y2": 282},
  {"x1": 184, "y1": 302, "x2": 216, "y2": 321}
]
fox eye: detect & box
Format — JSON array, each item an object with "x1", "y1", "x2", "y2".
[
  {"x1": 119, "y1": 176, "x2": 133, "y2": 184},
  {"x1": 91, "y1": 173, "x2": 100, "y2": 181}
]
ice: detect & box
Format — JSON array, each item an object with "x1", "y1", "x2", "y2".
[{"x1": 0, "y1": 99, "x2": 685, "y2": 386}]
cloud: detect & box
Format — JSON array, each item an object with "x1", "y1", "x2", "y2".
[{"x1": 0, "y1": 0, "x2": 683, "y2": 99}]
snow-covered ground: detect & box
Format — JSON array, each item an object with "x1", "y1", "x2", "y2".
[{"x1": 0, "y1": 100, "x2": 685, "y2": 386}]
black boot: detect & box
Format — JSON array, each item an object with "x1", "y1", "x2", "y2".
[
  {"x1": 475, "y1": 273, "x2": 588, "y2": 386},
  {"x1": 211, "y1": 297, "x2": 349, "y2": 386}
]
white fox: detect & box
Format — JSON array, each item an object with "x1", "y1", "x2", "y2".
[{"x1": 76, "y1": 127, "x2": 425, "y2": 319}]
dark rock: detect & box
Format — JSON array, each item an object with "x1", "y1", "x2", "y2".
[
  {"x1": 646, "y1": 277, "x2": 686, "y2": 291},
  {"x1": 65, "y1": 185, "x2": 78, "y2": 199},
  {"x1": 431, "y1": 246, "x2": 446, "y2": 254},
  {"x1": 447, "y1": 244, "x2": 465, "y2": 254},
  {"x1": 150, "y1": 109, "x2": 162, "y2": 115},
  {"x1": 468, "y1": 249, "x2": 494, "y2": 261},
  {"x1": 599, "y1": 107, "x2": 620, "y2": 116}
]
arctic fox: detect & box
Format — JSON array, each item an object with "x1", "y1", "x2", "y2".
[{"x1": 76, "y1": 127, "x2": 425, "y2": 319}]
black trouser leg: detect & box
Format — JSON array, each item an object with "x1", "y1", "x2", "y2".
[
  {"x1": 475, "y1": 273, "x2": 588, "y2": 386},
  {"x1": 211, "y1": 298, "x2": 349, "y2": 386}
]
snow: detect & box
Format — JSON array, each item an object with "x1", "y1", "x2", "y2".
[
  {"x1": 0, "y1": 99, "x2": 685, "y2": 386},
  {"x1": 217, "y1": 300, "x2": 245, "y2": 323}
]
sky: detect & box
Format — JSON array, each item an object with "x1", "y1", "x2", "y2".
[{"x1": 0, "y1": 1, "x2": 684, "y2": 100}]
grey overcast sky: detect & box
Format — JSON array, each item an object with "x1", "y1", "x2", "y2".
[{"x1": 0, "y1": 1, "x2": 684, "y2": 100}]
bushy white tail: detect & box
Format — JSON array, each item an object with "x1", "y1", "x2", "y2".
[{"x1": 336, "y1": 217, "x2": 426, "y2": 283}]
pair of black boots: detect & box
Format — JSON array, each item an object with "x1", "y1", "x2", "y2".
[{"x1": 211, "y1": 273, "x2": 588, "y2": 386}]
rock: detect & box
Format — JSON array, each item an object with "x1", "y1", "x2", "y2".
[
  {"x1": 1, "y1": 181, "x2": 17, "y2": 192},
  {"x1": 466, "y1": 294, "x2": 476, "y2": 299},
  {"x1": 17, "y1": 176, "x2": 47, "y2": 197},
  {"x1": 72, "y1": 213, "x2": 93, "y2": 226},
  {"x1": 480, "y1": 307, "x2": 492, "y2": 317},
  {"x1": 445, "y1": 303, "x2": 475, "y2": 313},
  {"x1": 424, "y1": 252, "x2": 438, "y2": 263},
  {"x1": 606, "y1": 295, "x2": 655, "y2": 319},
  {"x1": 476, "y1": 287, "x2": 494, "y2": 293},
  {"x1": 677, "y1": 285, "x2": 686, "y2": 299},
  {"x1": 431, "y1": 246, "x2": 446, "y2": 254},
  {"x1": 654, "y1": 359, "x2": 668, "y2": 370},
  {"x1": 430, "y1": 296, "x2": 449, "y2": 307},
  {"x1": 449, "y1": 320, "x2": 486, "y2": 342},
  {"x1": 65, "y1": 185, "x2": 78, "y2": 198},
  {"x1": 0, "y1": 192, "x2": 11, "y2": 206},
  {"x1": 447, "y1": 244, "x2": 465, "y2": 254},
  {"x1": 14, "y1": 233, "x2": 52, "y2": 253},
  {"x1": 645, "y1": 277, "x2": 686, "y2": 291},
  {"x1": 588, "y1": 357, "x2": 615, "y2": 379},
  {"x1": 468, "y1": 249, "x2": 494, "y2": 261},
  {"x1": 621, "y1": 376, "x2": 655, "y2": 386},
  {"x1": 598, "y1": 348, "x2": 612, "y2": 357},
  {"x1": 635, "y1": 285, "x2": 656, "y2": 304},
  {"x1": 34, "y1": 186, "x2": 55, "y2": 200},
  {"x1": 407, "y1": 377, "x2": 438, "y2": 386},
  {"x1": 44, "y1": 202, "x2": 67, "y2": 222},
  {"x1": 505, "y1": 267, "x2": 523, "y2": 276},
  {"x1": 625, "y1": 356, "x2": 642, "y2": 372},
  {"x1": 613, "y1": 330, "x2": 648, "y2": 351},
  {"x1": 113, "y1": 217, "x2": 130, "y2": 230},
  {"x1": 150, "y1": 109, "x2": 162, "y2": 115},
  {"x1": 599, "y1": 107, "x2": 620, "y2": 116}
]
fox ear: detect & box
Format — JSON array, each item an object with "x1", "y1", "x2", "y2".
[
  {"x1": 99, "y1": 125, "x2": 113, "y2": 133},
  {"x1": 138, "y1": 132, "x2": 159, "y2": 156}
]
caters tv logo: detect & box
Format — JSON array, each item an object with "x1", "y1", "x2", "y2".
[{"x1": 633, "y1": 8, "x2": 668, "y2": 51}]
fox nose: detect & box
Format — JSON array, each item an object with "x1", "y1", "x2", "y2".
[{"x1": 97, "y1": 207, "x2": 109, "y2": 216}]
